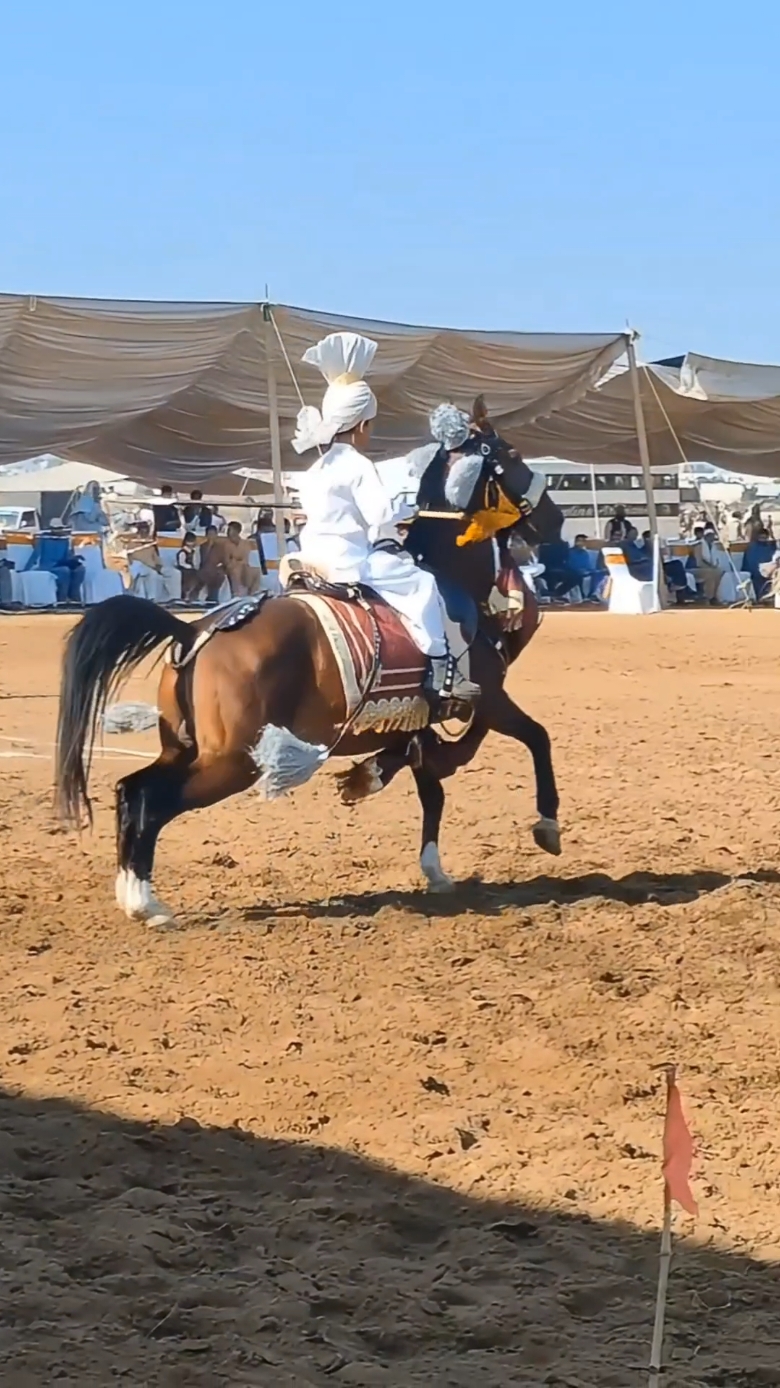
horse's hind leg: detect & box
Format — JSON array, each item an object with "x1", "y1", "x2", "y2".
[
  {"x1": 116, "y1": 752, "x2": 257, "y2": 927},
  {"x1": 116, "y1": 758, "x2": 188, "y2": 928}
]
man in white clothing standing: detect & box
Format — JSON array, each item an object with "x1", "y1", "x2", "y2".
[{"x1": 292, "y1": 331, "x2": 479, "y2": 712}]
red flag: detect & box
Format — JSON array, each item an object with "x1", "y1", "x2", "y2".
[{"x1": 662, "y1": 1074, "x2": 698, "y2": 1217}]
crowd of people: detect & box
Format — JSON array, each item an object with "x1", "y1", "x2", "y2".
[
  {"x1": 529, "y1": 500, "x2": 780, "y2": 608},
  {"x1": 3, "y1": 462, "x2": 780, "y2": 613},
  {"x1": 0, "y1": 482, "x2": 303, "y2": 608}
]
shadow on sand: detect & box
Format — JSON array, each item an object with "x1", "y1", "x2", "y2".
[
  {"x1": 0, "y1": 1086, "x2": 777, "y2": 1385},
  {"x1": 241, "y1": 869, "x2": 780, "y2": 925}
]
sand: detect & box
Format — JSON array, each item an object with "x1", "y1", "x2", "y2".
[{"x1": 1, "y1": 609, "x2": 779, "y2": 1385}]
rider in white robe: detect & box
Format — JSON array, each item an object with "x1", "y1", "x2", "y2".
[{"x1": 292, "y1": 332, "x2": 479, "y2": 706}]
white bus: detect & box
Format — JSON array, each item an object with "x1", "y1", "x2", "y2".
[{"x1": 534, "y1": 459, "x2": 681, "y2": 540}]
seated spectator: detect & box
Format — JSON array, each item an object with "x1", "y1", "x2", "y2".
[
  {"x1": 567, "y1": 534, "x2": 603, "y2": 600},
  {"x1": 23, "y1": 519, "x2": 85, "y2": 603},
  {"x1": 538, "y1": 538, "x2": 581, "y2": 601},
  {"x1": 152, "y1": 485, "x2": 182, "y2": 535},
  {"x1": 743, "y1": 526, "x2": 776, "y2": 600},
  {"x1": 688, "y1": 524, "x2": 723, "y2": 603},
  {"x1": 653, "y1": 532, "x2": 690, "y2": 602},
  {"x1": 182, "y1": 489, "x2": 213, "y2": 530},
  {"x1": 224, "y1": 521, "x2": 261, "y2": 597},
  {"x1": 127, "y1": 522, "x2": 178, "y2": 602},
  {"x1": 604, "y1": 504, "x2": 633, "y2": 543},
  {"x1": 198, "y1": 525, "x2": 229, "y2": 603},
  {"x1": 176, "y1": 530, "x2": 201, "y2": 602},
  {"x1": 622, "y1": 526, "x2": 654, "y2": 582}
]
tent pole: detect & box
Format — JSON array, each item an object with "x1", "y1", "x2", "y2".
[
  {"x1": 589, "y1": 464, "x2": 600, "y2": 537},
  {"x1": 627, "y1": 334, "x2": 659, "y2": 537},
  {"x1": 263, "y1": 305, "x2": 287, "y2": 559}
]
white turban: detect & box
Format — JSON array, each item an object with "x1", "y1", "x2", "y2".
[{"x1": 292, "y1": 332, "x2": 378, "y2": 454}]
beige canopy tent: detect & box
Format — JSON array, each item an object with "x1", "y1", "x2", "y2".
[
  {"x1": 0, "y1": 294, "x2": 631, "y2": 549},
  {"x1": 516, "y1": 351, "x2": 780, "y2": 479}
]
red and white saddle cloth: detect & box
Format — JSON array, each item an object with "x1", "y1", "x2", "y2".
[
  {"x1": 289, "y1": 591, "x2": 429, "y2": 736},
  {"x1": 287, "y1": 563, "x2": 539, "y2": 738}
]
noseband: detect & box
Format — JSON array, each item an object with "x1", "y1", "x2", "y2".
[{"x1": 468, "y1": 433, "x2": 546, "y2": 520}]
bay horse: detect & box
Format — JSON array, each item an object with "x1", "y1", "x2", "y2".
[{"x1": 55, "y1": 403, "x2": 564, "y2": 926}]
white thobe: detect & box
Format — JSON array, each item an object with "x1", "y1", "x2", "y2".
[{"x1": 296, "y1": 443, "x2": 446, "y2": 656}]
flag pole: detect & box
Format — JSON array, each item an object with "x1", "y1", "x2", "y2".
[
  {"x1": 649, "y1": 1064, "x2": 677, "y2": 1387},
  {"x1": 649, "y1": 1182, "x2": 673, "y2": 1385}
]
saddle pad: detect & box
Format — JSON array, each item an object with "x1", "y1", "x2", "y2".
[{"x1": 290, "y1": 592, "x2": 429, "y2": 736}]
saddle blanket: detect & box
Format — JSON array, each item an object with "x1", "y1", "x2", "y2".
[{"x1": 289, "y1": 592, "x2": 429, "y2": 736}]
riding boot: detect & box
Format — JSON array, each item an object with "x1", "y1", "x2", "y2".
[{"x1": 425, "y1": 653, "x2": 481, "y2": 714}]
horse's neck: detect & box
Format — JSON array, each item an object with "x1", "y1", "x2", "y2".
[{"x1": 407, "y1": 520, "x2": 495, "y2": 601}]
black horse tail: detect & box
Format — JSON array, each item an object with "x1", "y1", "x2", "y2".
[{"x1": 55, "y1": 595, "x2": 195, "y2": 829}]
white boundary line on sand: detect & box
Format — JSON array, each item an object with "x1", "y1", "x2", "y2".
[{"x1": 0, "y1": 734, "x2": 149, "y2": 762}]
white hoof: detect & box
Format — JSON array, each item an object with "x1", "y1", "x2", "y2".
[
  {"x1": 421, "y1": 843, "x2": 455, "y2": 893},
  {"x1": 532, "y1": 817, "x2": 562, "y2": 856},
  {"x1": 123, "y1": 870, "x2": 177, "y2": 928}
]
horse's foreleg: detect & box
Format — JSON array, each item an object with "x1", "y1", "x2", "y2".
[
  {"x1": 412, "y1": 763, "x2": 455, "y2": 892},
  {"x1": 486, "y1": 689, "x2": 561, "y2": 855}
]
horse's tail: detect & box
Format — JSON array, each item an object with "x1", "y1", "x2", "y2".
[{"x1": 55, "y1": 595, "x2": 195, "y2": 829}]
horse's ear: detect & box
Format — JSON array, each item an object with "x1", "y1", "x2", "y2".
[{"x1": 472, "y1": 395, "x2": 490, "y2": 431}]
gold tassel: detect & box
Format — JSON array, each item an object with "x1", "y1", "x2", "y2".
[{"x1": 456, "y1": 488, "x2": 522, "y2": 546}]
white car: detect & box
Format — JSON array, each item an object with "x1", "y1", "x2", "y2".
[{"x1": 0, "y1": 506, "x2": 39, "y2": 532}]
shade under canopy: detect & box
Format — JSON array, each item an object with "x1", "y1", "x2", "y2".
[{"x1": 0, "y1": 295, "x2": 627, "y2": 485}]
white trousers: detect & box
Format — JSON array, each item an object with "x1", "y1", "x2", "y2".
[{"x1": 362, "y1": 547, "x2": 446, "y2": 656}]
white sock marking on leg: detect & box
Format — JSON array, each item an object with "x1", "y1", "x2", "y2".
[{"x1": 421, "y1": 842, "x2": 455, "y2": 892}]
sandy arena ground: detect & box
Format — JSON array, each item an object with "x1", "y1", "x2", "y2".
[{"x1": 1, "y1": 609, "x2": 780, "y2": 1386}]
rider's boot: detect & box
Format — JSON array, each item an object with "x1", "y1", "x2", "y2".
[{"x1": 426, "y1": 652, "x2": 481, "y2": 715}]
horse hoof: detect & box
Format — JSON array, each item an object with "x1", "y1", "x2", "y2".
[
  {"x1": 532, "y1": 818, "x2": 562, "y2": 856},
  {"x1": 426, "y1": 876, "x2": 456, "y2": 894},
  {"x1": 336, "y1": 758, "x2": 383, "y2": 805},
  {"x1": 145, "y1": 910, "x2": 178, "y2": 931},
  {"x1": 421, "y1": 843, "x2": 456, "y2": 892},
  {"x1": 122, "y1": 871, "x2": 177, "y2": 927}
]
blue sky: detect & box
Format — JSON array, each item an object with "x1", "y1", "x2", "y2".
[{"x1": 1, "y1": 1, "x2": 778, "y2": 362}]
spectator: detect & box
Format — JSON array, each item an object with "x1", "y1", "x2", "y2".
[
  {"x1": 198, "y1": 525, "x2": 228, "y2": 603},
  {"x1": 176, "y1": 530, "x2": 201, "y2": 602},
  {"x1": 224, "y1": 521, "x2": 262, "y2": 597},
  {"x1": 253, "y1": 509, "x2": 272, "y2": 575},
  {"x1": 743, "y1": 525, "x2": 776, "y2": 600},
  {"x1": 23, "y1": 518, "x2": 85, "y2": 603},
  {"x1": 688, "y1": 524, "x2": 722, "y2": 603},
  {"x1": 69, "y1": 480, "x2": 109, "y2": 533},
  {"x1": 651, "y1": 530, "x2": 689, "y2": 601},
  {"x1": 538, "y1": 537, "x2": 581, "y2": 601},
  {"x1": 567, "y1": 534, "x2": 602, "y2": 600},
  {"x1": 604, "y1": 504, "x2": 633, "y2": 543},
  {"x1": 623, "y1": 526, "x2": 654, "y2": 582},
  {"x1": 127, "y1": 521, "x2": 178, "y2": 602},
  {"x1": 744, "y1": 503, "x2": 773, "y2": 543},
  {"x1": 152, "y1": 485, "x2": 181, "y2": 535},
  {"x1": 182, "y1": 489, "x2": 213, "y2": 530}
]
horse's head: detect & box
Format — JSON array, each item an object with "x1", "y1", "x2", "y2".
[{"x1": 422, "y1": 398, "x2": 563, "y2": 548}]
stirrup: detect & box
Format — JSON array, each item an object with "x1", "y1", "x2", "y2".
[{"x1": 425, "y1": 655, "x2": 480, "y2": 716}]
